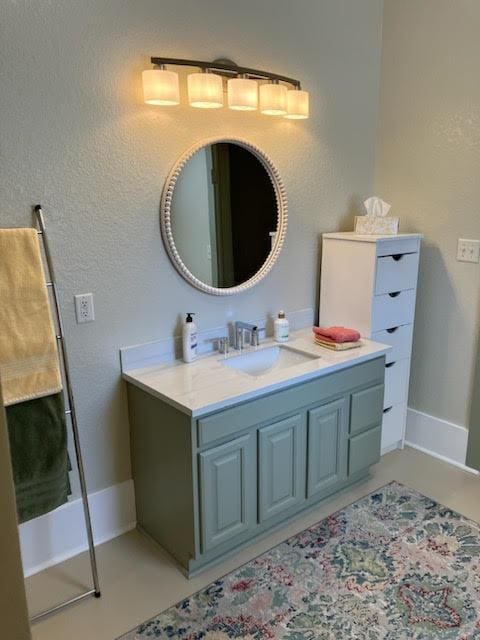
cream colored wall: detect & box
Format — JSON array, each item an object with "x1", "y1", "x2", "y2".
[
  {"x1": 375, "y1": 0, "x2": 480, "y2": 428},
  {"x1": 0, "y1": 0, "x2": 383, "y2": 492}
]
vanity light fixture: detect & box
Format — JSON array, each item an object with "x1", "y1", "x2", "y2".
[
  {"x1": 187, "y1": 70, "x2": 224, "y2": 108},
  {"x1": 143, "y1": 57, "x2": 309, "y2": 120},
  {"x1": 142, "y1": 66, "x2": 180, "y2": 105},
  {"x1": 227, "y1": 76, "x2": 258, "y2": 111},
  {"x1": 259, "y1": 80, "x2": 287, "y2": 116},
  {"x1": 285, "y1": 88, "x2": 309, "y2": 120}
]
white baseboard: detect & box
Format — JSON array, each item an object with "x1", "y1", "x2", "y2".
[
  {"x1": 381, "y1": 440, "x2": 402, "y2": 455},
  {"x1": 19, "y1": 479, "x2": 136, "y2": 577},
  {"x1": 405, "y1": 407, "x2": 479, "y2": 475}
]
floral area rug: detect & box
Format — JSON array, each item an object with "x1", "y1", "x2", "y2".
[{"x1": 119, "y1": 481, "x2": 480, "y2": 639}]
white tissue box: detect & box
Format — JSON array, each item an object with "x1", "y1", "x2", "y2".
[{"x1": 354, "y1": 216, "x2": 399, "y2": 235}]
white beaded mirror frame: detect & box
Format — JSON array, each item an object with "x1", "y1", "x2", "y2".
[{"x1": 160, "y1": 137, "x2": 288, "y2": 296}]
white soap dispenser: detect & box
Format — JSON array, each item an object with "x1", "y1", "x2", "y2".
[
  {"x1": 274, "y1": 310, "x2": 289, "y2": 343},
  {"x1": 182, "y1": 313, "x2": 198, "y2": 363}
]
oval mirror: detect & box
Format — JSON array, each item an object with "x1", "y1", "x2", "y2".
[{"x1": 161, "y1": 138, "x2": 287, "y2": 295}]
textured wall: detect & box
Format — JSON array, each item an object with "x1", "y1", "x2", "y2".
[
  {"x1": 0, "y1": 0, "x2": 383, "y2": 492},
  {"x1": 376, "y1": 0, "x2": 480, "y2": 428}
]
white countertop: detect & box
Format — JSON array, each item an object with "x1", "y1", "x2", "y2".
[{"x1": 122, "y1": 328, "x2": 390, "y2": 418}]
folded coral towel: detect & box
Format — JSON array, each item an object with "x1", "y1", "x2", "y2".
[
  {"x1": 315, "y1": 336, "x2": 362, "y2": 351},
  {"x1": 0, "y1": 228, "x2": 62, "y2": 406},
  {"x1": 312, "y1": 326, "x2": 361, "y2": 343}
]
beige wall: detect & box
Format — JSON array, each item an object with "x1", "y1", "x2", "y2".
[
  {"x1": 375, "y1": 0, "x2": 480, "y2": 428},
  {"x1": 0, "y1": 387, "x2": 31, "y2": 639},
  {"x1": 0, "y1": 0, "x2": 383, "y2": 492}
]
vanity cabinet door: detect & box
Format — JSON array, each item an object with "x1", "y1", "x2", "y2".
[
  {"x1": 258, "y1": 414, "x2": 306, "y2": 523},
  {"x1": 199, "y1": 433, "x2": 256, "y2": 553},
  {"x1": 307, "y1": 397, "x2": 348, "y2": 499}
]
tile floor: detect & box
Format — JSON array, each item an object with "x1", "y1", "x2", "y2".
[{"x1": 27, "y1": 447, "x2": 480, "y2": 640}]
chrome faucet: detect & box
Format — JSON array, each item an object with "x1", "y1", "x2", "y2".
[{"x1": 235, "y1": 321, "x2": 259, "y2": 350}]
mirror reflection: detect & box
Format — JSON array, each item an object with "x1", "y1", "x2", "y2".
[{"x1": 170, "y1": 142, "x2": 278, "y2": 288}]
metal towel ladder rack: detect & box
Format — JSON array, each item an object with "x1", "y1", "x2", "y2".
[{"x1": 29, "y1": 205, "x2": 101, "y2": 623}]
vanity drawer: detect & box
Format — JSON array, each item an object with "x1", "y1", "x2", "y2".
[
  {"x1": 384, "y1": 358, "x2": 410, "y2": 408},
  {"x1": 372, "y1": 324, "x2": 414, "y2": 364},
  {"x1": 376, "y1": 237, "x2": 420, "y2": 257},
  {"x1": 371, "y1": 289, "x2": 416, "y2": 332},
  {"x1": 375, "y1": 252, "x2": 419, "y2": 295},
  {"x1": 381, "y1": 402, "x2": 407, "y2": 451},
  {"x1": 348, "y1": 425, "x2": 382, "y2": 476}
]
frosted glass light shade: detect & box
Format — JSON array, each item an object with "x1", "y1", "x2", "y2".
[
  {"x1": 285, "y1": 89, "x2": 309, "y2": 119},
  {"x1": 259, "y1": 83, "x2": 287, "y2": 116},
  {"x1": 227, "y1": 78, "x2": 258, "y2": 111},
  {"x1": 142, "y1": 69, "x2": 179, "y2": 105},
  {"x1": 188, "y1": 72, "x2": 223, "y2": 108}
]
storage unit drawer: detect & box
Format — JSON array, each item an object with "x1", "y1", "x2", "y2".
[
  {"x1": 350, "y1": 384, "x2": 384, "y2": 434},
  {"x1": 381, "y1": 403, "x2": 407, "y2": 452},
  {"x1": 376, "y1": 236, "x2": 420, "y2": 257},
  {"x1": 371, "y1": 289, "x2": 416, "y2": 332},
  {"x1": 384, "y1": 359, "x2": 410, "y2": 408},
  {"x1": 349, "y1": 425, "x2": 381, "y2": 476},
  {"x1": 372, "y1": 324, "x2": 414, "y2": 364},
  {"x1": 375, "y1": 253, "x2": 419, "y2": 295}
]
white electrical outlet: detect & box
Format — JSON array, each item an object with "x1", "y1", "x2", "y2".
[
  {"x1": 457, "y1": 239, "x2": 480, "y2": 263},
  {"x1": 74, "y1": 293, "x2": 95, "y2": 323}
]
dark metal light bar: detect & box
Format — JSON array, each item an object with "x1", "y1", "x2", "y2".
[{"x1": 150, "y1": 57, "x2": 302, "y2": 89}]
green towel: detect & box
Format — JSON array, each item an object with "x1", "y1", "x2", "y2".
[{"x1": 6, "y1": 392, "x2": 71, "y2": 524}]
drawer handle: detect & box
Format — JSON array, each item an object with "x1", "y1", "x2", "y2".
[
  {"x1": 385, "y1": 362, "x2": 396, "y2": 369},
  {"x1": 388, "y1": 291, "x2": 401, "y2": 298},
  {"x1": 383, "y1": 406, "x2": 393, "y2": 414},
  {"x1": 386, "y1": 326, "x2": 399, "y2": 334},
  {"x1": 391, "y1": 254, "x2": 405, "y2": 262}
]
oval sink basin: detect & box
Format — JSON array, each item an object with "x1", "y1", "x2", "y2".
[{"x1": 221, "y1": 345, "x2": 319, "y2": 377}]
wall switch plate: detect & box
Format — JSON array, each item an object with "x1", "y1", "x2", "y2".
[
  {"x1": 457, "y1": 239, "x2": 480, "y2": 263},
  {"x1": 74, "y1": 293, "x2": 95, "y2": 323}
]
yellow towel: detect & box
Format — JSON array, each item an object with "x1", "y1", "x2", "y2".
[{"x1": 0, "y1": 228, "x2": 62, "y2": 406}]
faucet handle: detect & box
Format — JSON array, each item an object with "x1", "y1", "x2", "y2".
[
  {"x1": 204, "y1": 335, "x2": 229, "y2": 354},
  {"x1": 218, "y1": 337, "x2": 229, "y2": 354},
  {"x1": 251, "y1": 326, "x2": 266, "y2": 347}
]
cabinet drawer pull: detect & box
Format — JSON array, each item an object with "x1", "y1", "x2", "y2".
[
  {"x1": 391, "y1": 254, "x2": 405, "y2": 261},
  {"x1": 388, "y1": 291, "x2": 401, "y2": 298},
  {"x1": 383, "y1": 406, "x2": 393, "y2": 414},
  {"x1": 386, "y1": 326, "x2": 399, "y2": 334},
  {"x1": 385, "y1": 362, "x2": 396, "y2": 369}
]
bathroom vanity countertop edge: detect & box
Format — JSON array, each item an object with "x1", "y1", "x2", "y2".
[{"x1": 122, "y1": 329, "x2": 390, "y2": 418}]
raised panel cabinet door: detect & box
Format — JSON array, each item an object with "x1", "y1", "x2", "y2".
[
  {"x1": 199, "y1": 433, "x2": 256, "y2": 553},
  {"x1": 258, "y1": 413, "x2": 306, "y2": 523},
  {"x1": 307, "y1": 397, "x2": 348, "y2": 499}
]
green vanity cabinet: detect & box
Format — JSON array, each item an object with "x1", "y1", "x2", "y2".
[
  {"x1": 307, "y1": 397, "x2": 348, "y2": 499},
  {"x1": 258, "y1": 413, "x2": 306, "y2": 523},
  {"x1": 127, "y1": 356, "x2": 385, "y2": 577},
  {"x1": 199, "y1": 433, "x2": 256, "y2": 553}
]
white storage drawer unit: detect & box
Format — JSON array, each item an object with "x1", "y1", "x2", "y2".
[
  {"x1": 372, "y1": 325, "x2": 414, "y2": 364},
  {"x1": 319, "y1": 232, "x2": 422, "y2": 452},
  {"x1": 371, "y1": 289, "x2": 416, "y2": 332},
  {"x1": 375, "y1": 252, "x2": 419, "y2": 295}
]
